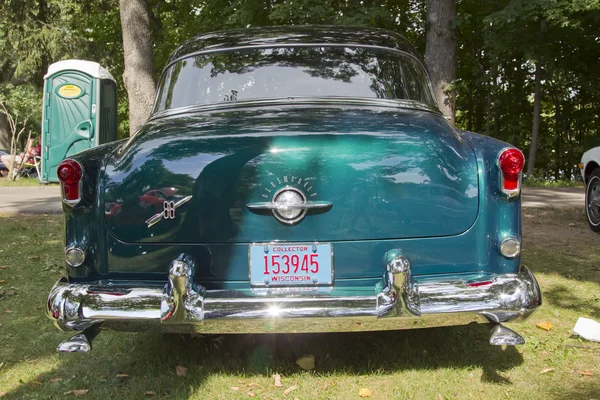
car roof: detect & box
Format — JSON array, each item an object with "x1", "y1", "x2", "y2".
[{"x1": 168, "y1": 25, "x2": 420, "y2": 65}]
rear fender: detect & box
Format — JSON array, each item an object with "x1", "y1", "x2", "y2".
[
  {"x1": 459, "y1": 130, "x2": 522, "y2": 275},
  {"x1": 62, "y1": 140, "x2": 126, "y2": 280}
]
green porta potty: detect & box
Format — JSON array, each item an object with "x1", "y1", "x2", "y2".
[{"x1": 41, "y1": 60, "x2": 117, "y2": 183}]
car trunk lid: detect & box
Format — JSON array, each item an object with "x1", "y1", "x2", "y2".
[{"x1": 103, "y1": 107, "x2": 479, "y2": 243}]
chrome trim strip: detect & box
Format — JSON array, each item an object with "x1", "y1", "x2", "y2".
[
  {"x1": 47, "y1": 266, "x2": 541, "y2": 334},
  {"x1": 247, "y1": 201, "x2": 333, "y2": 211},
  {"x1": 149, "y1": 97, "x2": 441, "y2": 122}
]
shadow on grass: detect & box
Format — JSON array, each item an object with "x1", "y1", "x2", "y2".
[
  {"x1": 544, "y1": 285, "x2": 600, "y2": 319},
  {"x1": 4, "y1": 323, "x2": 523, "y2": 398},
  {"x1": 522, "y1": 207, "x2": 600, "y2": 286}
]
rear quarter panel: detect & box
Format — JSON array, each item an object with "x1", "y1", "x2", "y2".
[
  {"x1": 61, "y1": 140, "x2": 125, "y2": 280},
  {"x1": 459, "y1": 129, "x2": 522, "y2": 274}
]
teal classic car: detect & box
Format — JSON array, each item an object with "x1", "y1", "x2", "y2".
[{"x1": 47, "y1": 26, "x2": 541, "y2": 352}]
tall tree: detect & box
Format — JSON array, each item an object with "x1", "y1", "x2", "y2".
[
  {"x1": 425, "y1": 0, "x2": 457, "y2": 124},
  {"x1": 119, "y1": 0, "x2": 156, "y2": 136},
  {"x1": 527, "y1": 61, "x2": 542, "y2": 176},
  {"x1": 0, "y1": 0, "x2": 75, "y2": 149}
]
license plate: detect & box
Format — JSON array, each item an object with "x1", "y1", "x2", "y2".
[{"x1": 249, "y1": 243, "x2": 333, "y2": 287}]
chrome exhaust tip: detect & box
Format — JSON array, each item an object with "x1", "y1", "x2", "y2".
[
  {"x1": 57, "y1": 328, "x2": 100, "y2": 353},
  {"x1": 489, "y1": 324, "x2": 525, "y2": 346},
  {"x1": 57, "y1": 333, "x2": 92, "y2": 353}
]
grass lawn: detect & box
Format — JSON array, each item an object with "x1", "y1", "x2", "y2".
[
  {"x1": 0, "y1": 208, "x2": 598, "y2": 399},
  {"x1": 522, "y1": 178, "x2": 585, "y2": 188},
  {"x1": 0, "y1": 177, "x2": 58, "y2": 187}
]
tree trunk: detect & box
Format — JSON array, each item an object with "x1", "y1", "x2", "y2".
[
  {"x1": 0, "y1": 112, "x2": 10, "y2": 151},
  {"x1": 474, "y1": 82, "x2": 483, "y2": 132},
  {"x1": 425, "y1": 0, "x2": 457, "y2": 124},
  {"x1": 467, "y1": 88, "x2": 473, "y2": 131},
  {"x1": 120, "y1": 0, "x2": 156, "y2": 136},
  {"x1": 494, "y1": 103, "x2": 500, "y2": 140},
  {"x1": 526, "y1": 62, "x2": 541, "y2": 176},
  {"x1": 486, "y1": 80, "x2": 491, "y2": 136},
  {"x1": 565, "y1": 103, "x2": 574, "y2": 180},
  {"x1": 553, "y1": 94, "x2": 562, "y2": 181}
]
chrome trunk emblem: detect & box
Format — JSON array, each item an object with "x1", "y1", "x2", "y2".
[
  {"x1": 247, "y1": 187, "x2": 332, "y2": 225},
  {"x1": 145, "y1": 195, "x2": 193, "y2": 228}
]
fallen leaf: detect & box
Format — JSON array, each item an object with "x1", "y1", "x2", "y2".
[
  {"x1": 540, "y1": 368, "x2": 555, "y2": 374},
  {"x1": 175, "y1": 366, "x2": 188, "y2": 377},
  {"x1": 284, "y1": 385, "x2": 298, "y2": 396},
  {"x1": 438, "y1": 395, "x2": 444, "y2": 400},
  {"x1": 247, "y1": 382, "x2": 259, "y2": 387},
  {"x1": 322, "y1": 382, "x2": 328, "y2": 390},
  {"x1": 116, "y1": 374, "x2": 129, "y2": 378},
  {"x1": 49, "y1": 378, "x2": 63, "y2": 382},
  {"x1": 537, "y1": 321, "x2": 553, "y2": 331},
  {"x1": 359, "y1": 388, "x2": 372, "y2": 397},
  {"x1": 580, "y1": 371, "x2": 593, "y2": 376},
  {"x1": 273, "y1": 373, "x2": 283, "y2": 387},
  {"x1": 144, "y1": 391, "x2": 156, "y2": 396},
  {"x1": 27, "y1": 256, "x2": 40, "y2": 260},
  {"x1": 0, "y1": 392, "x2": 5, "y2": 397},
  {"x1": 0, "y1": 280, "x2": 6, "y2": 283},
  {"x1": 247, "y1": 391, "x2": 255, "y2": 397},
  {"x1": 230, "y1": 387, "x2": 240, "y2": 391},
  {"x1": 0, "y1": 266, "x2": 7, "y2": 270},
  {"x1": 64, "y1": 389, "x2": 89, "y2": 396},
  {"x1": 296, "y1": 354, "x2": 315, "y2": 370}
]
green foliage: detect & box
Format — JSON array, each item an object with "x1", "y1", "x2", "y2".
[
  {"x1": 455, "y1": 0, "x2": 600, "y2": 181},
  {"x1": 0, "y1": 0, "x2": 598, "y2": 178},
  {"x1": 0, "y1": 84, "x2": 42, "y2": 125},
  {"x1": 523, "y1": 174, "x2": 584, "y2": 188}
]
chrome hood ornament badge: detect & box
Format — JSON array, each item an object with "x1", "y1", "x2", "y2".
[
  {"x1": 247, "y1": 176, "x2": 332, "y2": 225},
  {"x1": 145, "y1": 195, "x2": 193, "y2": 228}
]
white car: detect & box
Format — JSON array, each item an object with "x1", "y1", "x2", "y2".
[{"x1": 581, "y1": 146, "x2": 600, "y2": 232}]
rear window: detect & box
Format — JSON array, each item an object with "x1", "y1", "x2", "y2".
[{"x1": 154, "y1": 46, "x2": 435, "y2": 113}]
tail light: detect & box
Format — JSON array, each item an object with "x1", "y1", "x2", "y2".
[
  {"x1": 498, "y1": 148, "x2": 525, "y2": 198},
  {"x1": 57, "y1": 159, "x2": 83, "y2": 205}
]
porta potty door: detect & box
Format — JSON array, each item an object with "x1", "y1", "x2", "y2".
[{"x1": 42, "y1": 71, "x2": 96, "y2": 182}]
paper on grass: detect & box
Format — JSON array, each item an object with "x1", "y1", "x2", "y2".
[{"x1": 572, "y1": 317, "x2": 600, "y2": 342}]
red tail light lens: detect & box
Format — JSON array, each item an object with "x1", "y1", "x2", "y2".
[
  {"x1": 57, "y1": 159, "x2": 83, "y2": 204},
  {"x1": 466, "y1": 280, "x2": 493, "y2": 287},
  {"x1": 498, "y1": 148, "x2": 525, "y2": 196}
]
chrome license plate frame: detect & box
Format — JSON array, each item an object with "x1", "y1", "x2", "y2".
[{"x1": 248, "y1": 242, "x2": 333, "y2": 287}]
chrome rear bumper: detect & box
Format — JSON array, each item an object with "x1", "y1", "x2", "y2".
[{"x1": 47, "y1": 263, "x2": 541, "y2": 335}]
